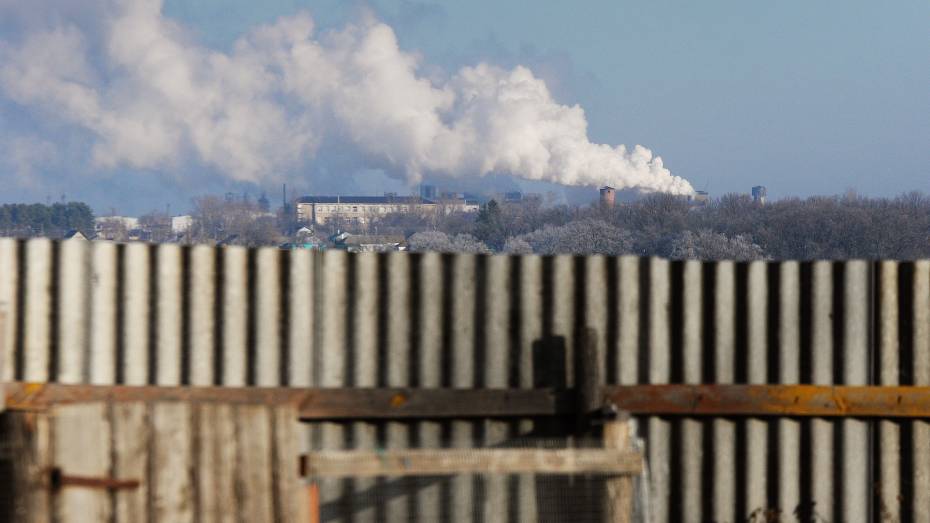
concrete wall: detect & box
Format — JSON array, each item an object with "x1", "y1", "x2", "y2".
[{"x1": 1, "y1": 238, "x2": 928, "y2": 521}]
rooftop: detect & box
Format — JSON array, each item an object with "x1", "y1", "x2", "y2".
[{"x1": 297, "y1": 196, "x2": 435, "y2": 205}]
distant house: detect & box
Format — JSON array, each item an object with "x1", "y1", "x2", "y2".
[
  {"x1": 94, "y1": 216, "x2": 139, "y2": 241},
  {"x1": 280, "y1": 226, "x2": 325, "y2": 251},
  {"x1": 330, "y1": 232, "x2": 406, "y2": 253},
  {"x1": 171, "y1": 215, "x2": 193, "y2": 234},
  {"x1": 64, "y1": 230, "x2": 89, "y2": 241}
]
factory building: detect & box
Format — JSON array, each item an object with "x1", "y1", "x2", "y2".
[{"x1": 296, "y1": 194, "x2": 478, "y2": 225}]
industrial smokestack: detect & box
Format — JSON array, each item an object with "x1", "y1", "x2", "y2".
[{"x1": 599, "y1": 186, "x2": 616, "y2": 208}]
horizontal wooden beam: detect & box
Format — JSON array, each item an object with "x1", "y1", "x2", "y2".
[
  {"x1": 604, "y1": 384, "x2": 930, "y2": 418},
  {"x1": 298, "y1": 388, "x2": 571, "y2": 419},
  {"x1": 302, "y1": 448, "x2": 643, "y2": 478},
  {"x1": 9, "y1": 382, "x2": 930, "y2": 420},
  {"x1": 4, "y1": 382, "x2": 308, "y2": 410},
  {"x1": 3, "y1": 383, "x2": 572, "y2": 419}
]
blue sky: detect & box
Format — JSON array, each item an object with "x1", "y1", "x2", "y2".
[{"x1": 1, "y1": 0, "x2": 927, "y2": 214}]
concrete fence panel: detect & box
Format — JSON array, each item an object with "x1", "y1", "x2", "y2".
[{"x1": 1, "y1": 239, "x2": 929, "y2": 521}]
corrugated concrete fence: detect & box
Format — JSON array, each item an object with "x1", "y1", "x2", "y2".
[{"x1": 0, "y1": 238, "x2": 928, "y2": 522}]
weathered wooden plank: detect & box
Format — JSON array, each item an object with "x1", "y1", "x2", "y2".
[
  {"x1": 236, "y1": 404, "x2": 274, "y2": 522},
  {"x1": 150, "y1": 403, "x2": 194, "y2": 522},
  {"x1": 16, "y1": 383, "x2": 930, "y2": 419},
  {"x1": 52, "y1": 402, "x2": 111, "y2": 522},
  {"x1": 604, "y1": 418, "x2": 635, "y2": 523},
  {"x1": 605, "y1": 384, "x2": 930, "y2": 418},
  {"x1": 273, "y1": 405, "x2": 309, "y2": 523},
  {"x1": 111, "y1": 403, "x2": 149, "y2": 522},
  {"x1": 203, "y1": 403, "x2": 238, "y2": 523},
  {"x1": 0, "y1": 411, "x2": 51, "y2": 522},
  {"x1": 304, "y1": 448, "x2": 643, "y2": 478}
]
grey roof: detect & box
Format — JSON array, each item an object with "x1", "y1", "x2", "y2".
[
  {"x1": 342, "y1": 235, "x2": 406, "y2": 246},
  {"x1": 297, "y1": 195, "x2": 435, "y2": 205}
]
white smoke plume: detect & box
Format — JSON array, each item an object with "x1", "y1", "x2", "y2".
[{"x1": 0, "y1": 0, "x2": 694, "y2": 195}]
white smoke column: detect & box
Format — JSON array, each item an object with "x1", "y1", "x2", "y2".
[{"x1": 0, "y1": 0, "x2": 694, "y2": 195}]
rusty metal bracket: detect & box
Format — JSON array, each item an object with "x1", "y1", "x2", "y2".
[{"x1": 49, "y1": 467, "x2": 140, "y2": 491}]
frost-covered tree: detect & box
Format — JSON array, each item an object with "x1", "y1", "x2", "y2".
[
  {"x1": 407, "y1": 231, "x2": 490, "y2": 254},
  {"x1": 518, "y1": 219, "x2": 633, "y2": 256},
  {"x1": 669, "y1": 230, "x2": 766, "y2": 261},
  {"x1": 502, "y1": 237, "x2": 533, "y2": 255}
]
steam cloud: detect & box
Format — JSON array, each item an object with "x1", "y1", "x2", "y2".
[{"x1": 0, "y1": 0, "x2": 694, "y2": 195}]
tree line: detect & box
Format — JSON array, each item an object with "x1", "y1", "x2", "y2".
[
  {"x1": 0, "y1": 202, "x2": 94, "y2": 239},
  {"x1": 391, "y1": 192, "x2": 930, "y2": 260},
  {"x1": 4, "y1": 192, "x2": 929, "y2": 261}
]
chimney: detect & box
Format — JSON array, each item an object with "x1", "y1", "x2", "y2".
[{"x1": 599, "y1": 186, "x2": 616, "y2": 208}]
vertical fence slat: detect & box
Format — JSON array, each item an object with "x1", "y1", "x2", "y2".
[
  {"x1": 913, "y1": 260, "x2": 930, "y2": 522},
  {"x1": 318, "y1": 250, "x2": 348, "y2": 519},
  {"x1": 0, "y1": 239, "x2": 18, "y2": 382},
  {"x1": 713, "y1": 261, "x2": 736, "y2": 522},
  {"x1": 288, "y1": 249, "x2": 315, "y2": 516},
  {"x1": 616, "y1": 256, "x2": 639, "y2": 387},
  {"x1": 745, "y1": 261, "x2": 768, "y2": 516},
  {"x1": 680, "y1": 260, "x2": 703, "y2": 522},
  {"x1": 220, "y1": 246, "x2": 248, "y2": 386},
  {"x1": 552, "y1": 255, "x2": 575, "y2": 386},
  {"x1": 648, "y1": 257, "x2": 671, "y2": 523},
  {"x1": 57, "y1": 239, "x2": 88, "y2": 383},
  {"x1": 484, "y1": 254, "x2": 511, "y2": 523},
  {"x1": 778, "y1": 261, "x2": 802, "y2": 517},
  {"x1": 189, "y1": 245, "x2": 215, "y2": 386},
  {"x1": 89, "y1": 242, "x2": 117, "y2": 385},
  {"x1": 255, "y1": 248, "x2": 281, "y2": 387},
  {"x1": 386, "y1": 251, "x2": 412, "y2": 523},
  {"x1": 417, "y1": 252, "x2": 443, "y2": 521},
  {"x1": 810, "y1": 261, "x2": 835, "y2": 521},
  {"x1": 122, "y1": 243, "x2": 149, "y2": 385},
  {"x1": 288, "y1": 249, "x2": 314, "y2": 388},
  {"x1": 877, "y1": 261, "x2": 900, "y2": 521},
  {"x1": 23, "y1": 239, "x2": 51, "y2": 381},
  {"x1": 451, "y1": 254, "x2": 476, "y2": 523},
  {"x1": 156, "y1": 244, "x2": 182, "y2": 386},
  {"x1": 843, "y1": 261, "x2": 870, "y2": 521},
  {"x1": 518, "y1": 254, "x2": 542, "y2": 522},
  {"x1": 353, "y1": 252, "x2": 378, "y2": 523}
]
